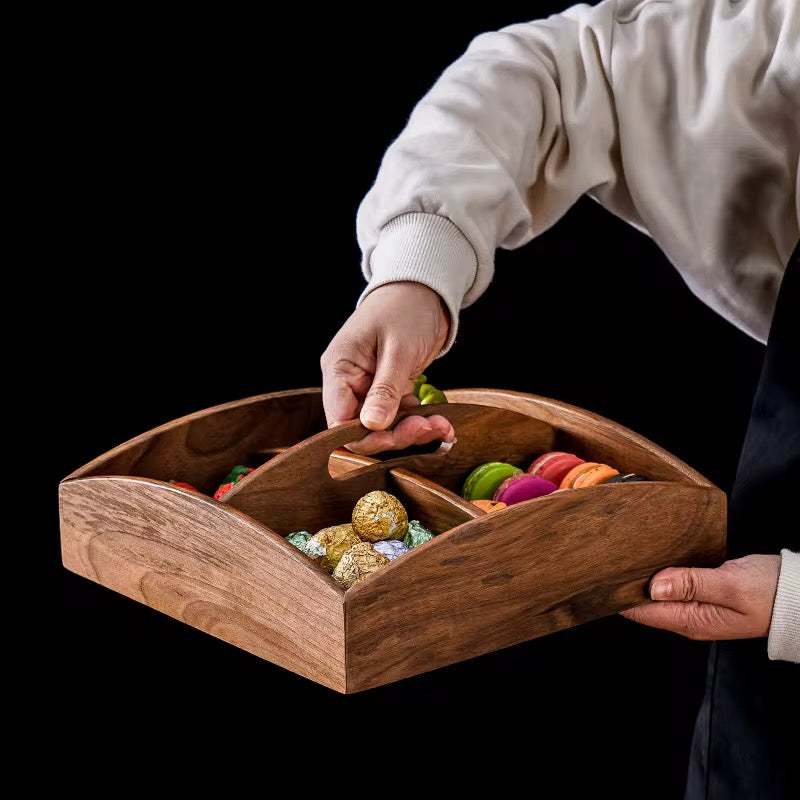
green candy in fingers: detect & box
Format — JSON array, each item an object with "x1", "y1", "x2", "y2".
[
  {"x1": 415, "y1": 378, "x2": 448, "y2": 405},
  {"x1": 420, "y1": 389, "x2": 447, "y2": 405}
]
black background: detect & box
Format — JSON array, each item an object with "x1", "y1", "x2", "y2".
[{"x1": 52, "y1": 2, "x2": 766, "y2": 790}]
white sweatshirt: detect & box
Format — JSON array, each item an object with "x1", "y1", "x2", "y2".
[{"x1": 355, "y1": 0, "x2": 800, "y2": 662}]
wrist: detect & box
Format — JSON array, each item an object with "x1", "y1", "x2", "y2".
[{"x1": 358, "y1": 212, "x2": 477, "y2": 356}]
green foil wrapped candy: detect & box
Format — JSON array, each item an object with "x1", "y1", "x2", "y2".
[
  {"x1": 224, "y1": 465, "x2": 253, "y2": 484},
  {"x1": 403, "y1": 519, "x2": 434, "y2": 549},
  {"x1": 285, "y1": 531, "x2": 311, "y2": 552}
]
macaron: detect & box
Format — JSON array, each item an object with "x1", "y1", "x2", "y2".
[
  {"x1": 559, "y1": 462, "x2": 603, "y2": 489},
  {"x1": 527, "y1": 452, "x2": 586, "y2": 485},
  {"x1": 462, "y1": 462, "x2": 522, "y2": 501},
  {"x1": 493, "y1": 474, "x2": 558, "y2": 505},
  {"x1": 472, "y1": 499, "x2": 507, "y2": 513},
  {"x1": 602, "y1": 473, "x2": 647, "y2": 484},
  {"x1": 571, "y1": 464, "x2": 619, "y2": 488}
]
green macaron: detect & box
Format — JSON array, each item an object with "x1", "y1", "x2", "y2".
[{"x1": 462, "y1": 462, "x2": 523, "y2": 501}]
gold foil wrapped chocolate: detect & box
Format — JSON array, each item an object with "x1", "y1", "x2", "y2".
[
  {"x1": 332, "y1": 542, "x2": 390, "y2": 589},
  {"x1": 351, "y1": 491, "x2": 408, "y2": 542},
  {"x1": 307, "y1": 523, "x2": 361, "y2": 573}
]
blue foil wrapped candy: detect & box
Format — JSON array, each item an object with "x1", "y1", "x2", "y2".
[{"x1": 373, "y1": 539, "x2": 409, "y2": 561}]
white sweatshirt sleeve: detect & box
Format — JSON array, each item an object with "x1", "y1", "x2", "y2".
[
  {"x1": 356, "y1": 0, "x2": 799, "y2": 354},
  {"x1": 769, "y1": 550, "x2": 800, "y2": 663}
]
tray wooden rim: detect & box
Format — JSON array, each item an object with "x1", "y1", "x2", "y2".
[
  {"x1": 62, "y1": 386, "x2": 714, "y2": 489},
  {"x1": 63, "y1": 387, "x2": 323, "y2": 482},
  {"x1": 447, "y1": 388, "x2": 713, "y2": 487}
]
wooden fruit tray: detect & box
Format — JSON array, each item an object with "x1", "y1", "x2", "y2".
[{"x1": 59, "y1": 388, "x2": 726, "y2": 693}]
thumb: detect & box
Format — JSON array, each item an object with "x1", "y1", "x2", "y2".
[
  {"x1": 649, "y1": 565, "x2": 731, "y2": 605},
  {"x1": 360, "y1": 345, "x2": 416, "y2": 430}
]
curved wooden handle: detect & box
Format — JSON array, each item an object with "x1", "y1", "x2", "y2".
[{"x1": 223, "y1": 403, "x2": 554, "y2": 530}]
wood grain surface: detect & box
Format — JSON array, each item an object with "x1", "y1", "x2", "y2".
[
  {"x1": 387, "y1": 470, "x2": 483, "y2": 532},
  {"x1": 60, "y1": 476, "x2": 347, "y2": 692},
  {"x1": 66, "y1": 389, "x2": 326, "y2": 494},
  {"x1": 345, "y1": 481, "x2": 726, "y2": 692},
  {"x1": 446, "y1": 389, "x2": 712, "y2": 485},
  {"x1": 223, "y1": 403, "x2": 554, "y2": 531}
]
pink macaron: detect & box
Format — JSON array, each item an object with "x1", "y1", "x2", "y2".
[
  {"x1": 527, "y1": 451, "x2": 585, "y2": 485},
  {"x1": 493, "y1": 474, "x2": 558, "y2": 505}
]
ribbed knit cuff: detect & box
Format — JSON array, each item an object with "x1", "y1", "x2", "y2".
[
  {"x1": 767, "y1": 549, "x2": 800, "y2": 663},
  {"x1": 358, "y1": 212, "x2": 478, "y2": 356}
]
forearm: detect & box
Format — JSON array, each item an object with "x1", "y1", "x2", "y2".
[
  {"x1": 357, "y1": 1, "x2": 622, "y2": 353},
  {"x1": 356, "y1": 0, "x2": 799, "y2": 350},
  {"x1": 768, "y1": 550, "x2": 800, "y2": 663}
]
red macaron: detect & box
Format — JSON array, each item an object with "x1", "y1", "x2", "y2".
[{"x1": 527, "y1": 451, "x2": 586, "y2": 485}]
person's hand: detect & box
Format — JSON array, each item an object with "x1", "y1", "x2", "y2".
[
  {"x1": 620, "y1": 554, "x2": 781, "y2": 640},
  {"x1": 321, "y1": 281, "x2": 455, "y2": 455}
]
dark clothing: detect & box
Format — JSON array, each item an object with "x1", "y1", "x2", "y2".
[{"x1": 686, "y1": 242, "x2": 799, "y2": 799}]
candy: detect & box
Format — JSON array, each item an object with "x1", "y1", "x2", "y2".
[
  {"x1": 352, "y1": 490, "x2": 409, "y2": 541},
  {"x1": 420, "y1": 389, "x2": 447, "y2": 405},
  {"x1": 403, "y1": 519, "x2": 434, "y2": 549},
  {"x1": 224, "y1": 465, "x2": 254, "y2": 484},
  {"x1": 304, "y1": 537, "x2": 326, "y2": 560},
  {"x1": 493, "y1": 474, "x2": 557, "y2": 505},
  {"x1": 332, "y1": 542, "x2": 390, "y2": 589},
  {"x1": 308, "y1": 523, "x2": 362, "y2": 573},
  {"x1": 560, "y1": 462, "x2": 602, "y2": 489},
  {"x1": 462, "y1": 462, "x2": 522, "y2": 501},
  {"x1": 212, "y1": 465, "x2": 255, "y2": 500},
  {"x1": 571, "y1": 464, "x2": 619, "y2": 488},
  {"x1": 213, "y1": 482, "x2": 235, "y2": 500},
  {"x1": 169, "y1": 480, "x2": 199, "y2": 492},
  {"x1": 373, "y1": 539, "x2": 409, "y2": 561},
  {"x1": 472, "y1": 499, "x2": 507, "y2": 513},
  {"x1": 527, "y1": 452, "x2": 586, "y2": 486},
  {"x1": 285, "y1": 531, "x2": 312, "y2": 553},
  {"x1": 413, "y1": 375, "x2": 447, "y2": 404}
]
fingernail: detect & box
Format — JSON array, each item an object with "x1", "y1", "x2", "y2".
[
  {"x1": 362, "y1": 407, "x2": 388, "y2": 428},
  {"x1": 651, "y1": 580, "x2": 672, "y2": 600}
]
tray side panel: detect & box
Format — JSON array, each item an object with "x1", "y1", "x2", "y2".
[
  {"x1": 60, "y1": 477, "x2": 346, "y2": 692},
  {"x1": 345, "y1": 482, "x2": 726, "y2": 693},
  {"x1": 446, "y1": 389, "x2": 713, "y2": 486}
]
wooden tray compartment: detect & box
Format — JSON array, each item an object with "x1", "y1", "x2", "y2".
[
  {"x1": 67, "y1": 388, "x2": 328, "y2": 494},
  {"x1": 60, "y1": 387, "x2": 726, "y2": 693}
]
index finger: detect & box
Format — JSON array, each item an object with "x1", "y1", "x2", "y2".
[
  {"x1": 321, "y1": 359, "x2": 371, "y2": 427},
  {"x1": 345, "y1": 414, "x2": 455, "y2": 456},
  {"x1": 322, "y1": 377, "x2": 360, "y2": 428}
]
